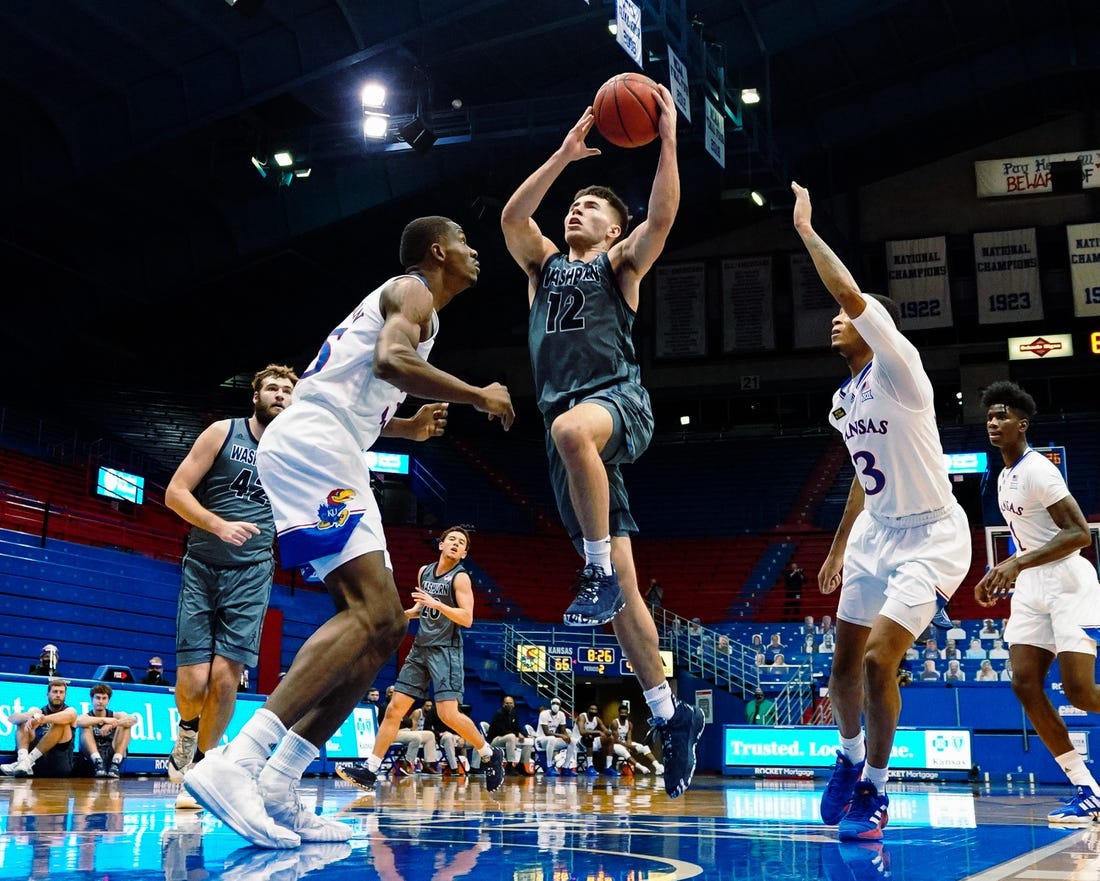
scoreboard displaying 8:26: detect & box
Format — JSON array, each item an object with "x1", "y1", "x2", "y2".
[{"x1": 574, "y1": 645, "x2": 618, "y2": 675}]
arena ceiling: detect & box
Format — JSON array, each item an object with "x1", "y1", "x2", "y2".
[{"x1": 1, "y1": 0, "x2": 1096, "y2": 466}]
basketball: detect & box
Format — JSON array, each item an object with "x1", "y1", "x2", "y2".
[{"x1": 592, "y1": 73, "x2": 660, "y2": 148}]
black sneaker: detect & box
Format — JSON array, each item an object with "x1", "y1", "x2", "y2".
[
  {"x1": 563, "y1": 564, "x2": 626, "y2": 626},
  {"x1": 336, "y1": 762, "x2": 378, "y2": 791},
  {"x1": 483, "y1": 747, "x2": 506, "y2": 793},
  {"x1": 650, "y1": 701, "x2": 705, "y2": 798}
]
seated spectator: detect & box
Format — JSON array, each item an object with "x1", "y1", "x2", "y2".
[
  {"x1": 750, "y1": 633, "x2": 764, "y2": 651},
  {"x1": 944, "y1": 660, "x2": 966, "y2": 682},
  {"x1": 75, "y1": 684, "x2": 136, "y2": 777},
  {"x1": 139, "y1": 656, "x2": 171, "y2": 687},
  {"x1": 964, "y1": 638, "x2": 987, "y2": 660},
  {"x1": 770, "y1": 652, "x2": 789, "y2": 669},
  {"x1": 575, "y1": 703, "x2": 616, "y2": 776},
  {"x1": 919, "y1": 660, "x2": 940, "y2": 681},
  {"x1": 802, "y1": 615, "x2": 816, "y2": 635},
  {"x1": 819, "y1": 632, "x2": 835, "y2": 653},
  {"x1": 1, "y1": 679, "x2": 77, "y2": 777},
  {"x1": 816, "y1": 615, "x2": 835, "y2": 638},
  {"x1": 942, "y1": 639, "x2": 961, "y2": 660},
  {"x1": 946, "y1": 619, "x2": 967, "y2": 642},
  {"x1": 802, "y1": 634, "x2": 815, "y2": 654},
  {"x1": 922, "y1": 638, "x2": 942, "y2": 660},
  {"x1": 28, "y1": 644, "x2": 60, "y2": 677},
  {"x1": 904, "y1": 643, "x2": 920, "y2": 661},
  {"x1": 979, "y1": 618, "x2": 1001, "y2": 641},
  {"x1": 754, "y1": 652, "x2": 768, "y2": 667},
  {"x1": 716, "y1": 635, "x2": 734, "y2": 656},
  {"x1": 486, "y1": 695, "x2": 534, "y2": 776},
  {"x1": 394, "y1": 706, "x2": 438, "y2": 775},
  {"x1": 536, "y1": 698, "x2": 577, "y2": 777},
  {"x1": 766, "y1": 633, "x2": 786, "y2": 658},
  {"x1": 422, "y1": 699, "x2": 467, "y2": 776},
  {"x1": 976, "y1": 659, "x2": 998, "y2": 682},
  {"x1": 745, "y1": 687, "x2": 776, "y2": 725},
  {"x1": 1000, "y1": 659, "x2": 1014, "y2": 682},
  {"x1": 988, "y1": 638, "x2": 1010, "y2": 660}
]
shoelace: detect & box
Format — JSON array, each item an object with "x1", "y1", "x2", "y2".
[{"x1": 572, "y1": 568, "x2": 602, "y2": 604}]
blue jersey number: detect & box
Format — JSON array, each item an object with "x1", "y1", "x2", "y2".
[{"x1": 852, "y1": 450, "x2": 886, "y2": 496}]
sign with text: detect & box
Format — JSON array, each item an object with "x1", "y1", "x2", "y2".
[
  {"x1": 723, "y1": 725, "x2": 971, "y2": 771},
  {"x1": 973, "y1": 228, "x2": 1043, "y2": 324},
  {"x1": 655, "y1": 262, "x2": 706, "y2": 358},
  {"x1": 668, "y1": 47, "x2": 691, "y2": 123},
  {"x1": 704, "y1": 96, "x2": 724, "y2": 168},
  {"x1": 975, "y1": 149, "x2": 1099, "y2": 197},
  {"x1": 721, "y1": 256, "x2": 775, "y2": 351},
  {"x1": 790, "y1": 252, "x2": 836, "y2": 349},
  {"x1": 1007, "y1": 333, "x2": 1074, "y2": 360},
  {"x1": 325, "y1": 705, "x2": 378, "y2": 758},
  {"x1": 1067, "y1": 222, "x2": 1100, "y2": 318},
  {"x1": 886, "y1": 236, "x2": 953, "y2": 329},
  {"x1": 615, "y1": 0, "x2": 643, "y2": 68}
]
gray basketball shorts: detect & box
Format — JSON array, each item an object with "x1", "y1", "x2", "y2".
[
  {"x1": 394, "y1": 642, "x2": 466, "y2": 703},
  {"x1": 545, "y1": 382, "x2": 654, "y2": 553},
  {"x1": 176, "y1": 555, "x2": 274, "y2": 668}
]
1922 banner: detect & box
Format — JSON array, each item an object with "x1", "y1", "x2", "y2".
[{"x1": 886, "y1": 236, "x2": 953, "y2": 330}]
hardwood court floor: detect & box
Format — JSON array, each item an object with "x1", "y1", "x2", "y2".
[{"x1": 2, "y1": 771, "x2": 1098, "y2": 880}]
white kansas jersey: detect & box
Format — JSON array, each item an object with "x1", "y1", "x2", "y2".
[
  {"x1": 827, "y1": 295, "x2": 953, "y2": 519},
  {"x1": 997, "y1": 448, "x2": 1071, "y2": 555},
  {"x1": 294, "y1": 274, "x2": 438, "y2": 450}
]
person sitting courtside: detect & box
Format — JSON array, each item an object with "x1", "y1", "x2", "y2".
[
  {"x1": 28, "y1": 644, "x2": 60, "y2": 677},
  {"x1": 1, "y1": 678, "x2": 78, "y2": 777}
]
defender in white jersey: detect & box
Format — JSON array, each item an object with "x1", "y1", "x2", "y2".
[
  {"x1": 183, "y1": 216, "x2": 514, "y2": 849},
  {"x1": 792, "y1": 182, "x2": 971, "y2": 842},
  {"x1": 976, "y1": 381, "x2": 1100, "y2": 823}
]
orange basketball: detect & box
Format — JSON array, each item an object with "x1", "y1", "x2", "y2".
[{"x1": 592, "y1": 72, "x2": 660, "y2": 148}]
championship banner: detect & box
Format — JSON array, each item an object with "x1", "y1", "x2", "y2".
[
  {"x1": 704, "y1": 96, "x2": 724, "y2": 168},
  {"x1": 1067, "y1": 222, "x2": 1100, "y2": 318},
  {"x1": 789, "y1": 252, "x2": 836, "y2": 349},
  {"x1": 721, "y1": 256, "x2": 775, "y2": 351},
  {"x1": 668, "y1": 47, "x2": 691, "y2": 123},
  {"x1": 655, "y1": 262, "x2": 707, "y2": 358},
  {"x1": 975, "y1": 149, "x2": 1099, "y2": 197},
  {"x1": 973, "y1": 228, "x2": 1043, "y2": 324},
  {"x1": 886, "y1": 236, "x2": 953, "y2": 329},
  {"x1": 614, "y1": 0, "x2": 643, "y2": 69}
]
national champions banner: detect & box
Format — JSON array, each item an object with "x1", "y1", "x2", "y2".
[
  {"x1": 973, "y1": 228, "x2": 1043, "y2": 324},
  {"x1": 886, "y1": 236, "x2": 953, "y2": 330},
  {"x1": 1067, "y1": 222, "x2": 1100, "y2": 318}
]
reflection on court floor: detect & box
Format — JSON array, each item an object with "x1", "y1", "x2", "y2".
[{"x1": 0, "y1": 774, "x2": 1091, "y2": 881}]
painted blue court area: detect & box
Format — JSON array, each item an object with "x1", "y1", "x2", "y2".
[{"x1": 0, "y1": 774, "x2": 1091, "y2": 881}]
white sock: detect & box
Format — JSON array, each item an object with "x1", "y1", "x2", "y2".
[
  {"x1": 643, "y1": 682, "x2": 675, "y2": 721},
  {"x1": 864, "y1": 763, "x2": 889, "y2": 791},
  {"x1": 225, "y1": 708, "x2": 286, "y2": 770},
  {"x1": 840, "y1": 732, "x2": 866, "y2": 766},
  {"x1": 16, "y1": 749, "x2": 29, "y2": 761},
  {"x1": 583, "y1": 537, "x2": 612, "y2": 576},
  {"x1": 479, "y1": 745, "x2": 494, "y2": 761},
  {"x1": 365, "y1": 754, "x2": 382, "y2": 773},
  {"x1": 260, "y1": 730, "x2": 318, "y2": 792},
  {"x1": 1056, "y1": 749, "x2": 1099, "y2": 789},
  {"x1": 28, "y1": 748, "x2": 42, "y2": 763}
]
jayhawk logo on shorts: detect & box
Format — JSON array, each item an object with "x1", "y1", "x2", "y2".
[{"x1": 317, "y1": 488, "x2": 356, "y2": 530}]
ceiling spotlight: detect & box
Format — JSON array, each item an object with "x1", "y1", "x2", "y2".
[
  {"x1": 607, "y1": 18, "x2": 618, "y2": 35},
  {"x1": 750, "y1": 190, "x2": 766, "y2": 207},
  {"x1": 293, "y1": 167, "x2": 312, "y2": 178},
  {"x1": 451, "y1": 98, "x2": 463, "y2": 110},
  {"x1": 741, "y1": 87, "x2": 760, "y2": 105},
  {"x1": 680, "y1": 415, "x2": 691, "y2": 426},
  {"x1": 250, "y1": 156, "x2": 267, "y2": 179},
  {"x1": 363, "y1": 113, "x2": 389, "y2": 139},
  {"x1": 273, "y1": 151, "x2": 294, "y2": 168},
  {"x1": 361, "y1": 82, "x2": 386, "y2": 109}
]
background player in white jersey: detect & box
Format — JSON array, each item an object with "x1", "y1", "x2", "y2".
[
  {"x1": 184, "y1": 216, "x2": 514, "y2": 849},
  {"x1": 976, "y1": 380, "x2": 1100, "y2": 823},
  {"x1": 792, "y1": 182, "x2": 971, "y2": 842}
]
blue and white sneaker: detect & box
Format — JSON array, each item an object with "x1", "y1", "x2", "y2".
[
  {"x1": 563, "y1": 565, "x2": 625, "y2": 626},
  {"x1": 483, "y1": 747, "x2": 506, "y2": 793},
  {"x1": 820, "y1": 751, "x2": 865, "y2": 825},
  {"x1": 838, "y1": 781, "x2": 889, "y2": 841},
  {"x1": 1048, "y1": 785, "x2": 1100, "y2": 824},
  {"x1": 651, "y1": 701, "x2": 705, "y2": 799}
]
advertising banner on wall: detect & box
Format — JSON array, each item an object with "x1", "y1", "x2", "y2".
[{"x1": 974, "y1": 149, "x2": 1099, "y2": 197}]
